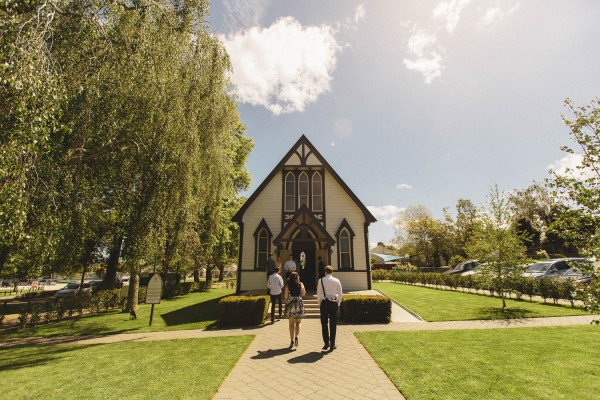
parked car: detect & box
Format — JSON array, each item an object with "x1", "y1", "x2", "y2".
[
  {"x1": 557, "y1": 268, "x2": 594, "y2": 284},
  {"x1": 54, "y1": 282, "x2": 91, "y2": 298},
  {"x1": 461, "y1": 263, "x2": 487, "y2": 276},
  {"x1": 522, "y1": 258, "x2": 586, "y2": 279},
  {"x1": 90, "y1": 280, "x2": 103, "y2": 293},
  {"x1": 444, "y1": 260, "x2": 480, "y2": 275},
  {"x1": 1, "y1": 280, "x2": 11, "y2": 288}
]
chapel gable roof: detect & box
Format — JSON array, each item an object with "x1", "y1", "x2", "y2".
[{"x1": 232, "y1": 135, "x2": 376, "y2": 223}]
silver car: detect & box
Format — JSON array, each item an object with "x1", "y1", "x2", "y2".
[{"x1": 522, "y1": 258, "x2": 585, "y2": 279}]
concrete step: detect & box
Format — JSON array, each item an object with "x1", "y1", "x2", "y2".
[{"x1": 268, "y1": 297, "x2": 322, "y2": 319}]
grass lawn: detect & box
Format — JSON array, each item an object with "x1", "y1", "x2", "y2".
[
  {"x1": 357, "y1": 325, "x2": 600, "y2": 400},
  {"x1": 374, "y1": 282, "x2": 591, "y2": 321},
  {"x1": 1, "y1": 288, "x2": 234, "y2": 338},
  {"x1": 0, "y1": 336, "x2": 253, "y2": 400}
]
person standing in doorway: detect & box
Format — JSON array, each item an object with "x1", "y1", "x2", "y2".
[
  {"x1": 317, "y1": 256, "x2": 326, "y2": 279},
  {"x1": 317, "y1": 266, "x2": 343, "y2": 351},
  {"x1": 266, "y1": 252, "x2": 276, "y2": 280},
  {"x1": 284, "y1": 272, "x2": 305, "y2": 349},
  {"x1": 284, "y1": 254, "x2": 296, "y2": 280},
  {"x1": 267, "y1": 267, "x2": 284, "y2": 323}
]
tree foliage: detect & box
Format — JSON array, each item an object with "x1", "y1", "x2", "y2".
[{"x1": 0, "y1": 1, "x2": 253, "y2": 309}]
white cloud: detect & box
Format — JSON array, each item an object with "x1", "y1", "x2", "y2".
[
  {"x1": 367, "y1": 205, "x2": 405, "y2": 226},
  {"x1": 354, "y1": 4, "x2": 366, "y2": 24},
  {"x1": 548, "y1": 153, "x2": 595, "y2": 181},
  {"x1": 403, "y1": 24, "x2": 444, "y2": 84},
  {"x1": 334, "y1": 118, "x2": 353, "y2": 138},
  {"x1": 396, "y1": 183, "x2": 413, "y2": 190},
  {"x1": 330, "y1": 142, "x2": 336, "y2": 147},
  {"x1": 479, "y1": 2, "x2": 520, "y2": 27},
  {"x1": 221, "y1": 17, "x2": 340, "y2": 115},
  {"x1": 433, "y1": 0, "x2": 472, "y2": 34}
]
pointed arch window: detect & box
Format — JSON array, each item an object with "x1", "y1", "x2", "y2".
[
  {"x1": 336, "y1": 219, "x2": 355, "y2": 270},
  {"x1": 284, "y1": 172, "x2": 295, "y2": 212},
  {"x1": 254, "y1": 219, "x2": 272, "y2": 270},
  {"x1": 298, "y1": 172, "x2": 309, "y2": 208},
  {"x1": 312, "y1": 172, "x2": 323, "y2": 212}
]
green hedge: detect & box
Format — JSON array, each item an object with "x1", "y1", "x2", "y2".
[
  {"x1": 340, "y1": 295, "x2": 391, "y2": 323},
  {"x1": 218, "y1": 295, "x2": 269, "y2": 327},
  {"x1": 372, "y1": 271, "x2": 590, "y2": 306}
]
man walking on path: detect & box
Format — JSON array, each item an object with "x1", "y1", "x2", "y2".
[
  {"x1": 284, "y1": 254, "x2": 296, "y2": 280},
  {"x1": 317, "y1": 265, "x2": 343, "y2": 351},
  {"x1": 267, "y1": 267, "x2": 284, "y2": 323}
]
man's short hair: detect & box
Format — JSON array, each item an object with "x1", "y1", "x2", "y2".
[{"x1": 325, "y1": 265, "x2": 333, "y2": 274}]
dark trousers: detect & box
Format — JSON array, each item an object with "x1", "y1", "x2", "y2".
[
  {"x1": 320, "y1": 300, "x2": 338, "y2": 346},
  {"x1": 270, "y1": 294, "x2": 282, "y2": 321}
]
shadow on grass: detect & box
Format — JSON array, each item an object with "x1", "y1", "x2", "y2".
[
  {"x1": 0, "y1": 343, "x2": 106, "y2": 371},
  {"x1": 476, "y1": 307, "x2": 539, "y2": 320},
  {"x1": 160, "y1": 297, "x2": 221, "y2": 327}
]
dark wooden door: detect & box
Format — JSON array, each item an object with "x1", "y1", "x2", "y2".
[{"x1": 292, "y1": 240, "x2": 316, "y2": 291}]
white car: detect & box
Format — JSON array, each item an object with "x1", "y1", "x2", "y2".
[{"x1": 54, "y1": 282, "x2": 91, "y2": 298}]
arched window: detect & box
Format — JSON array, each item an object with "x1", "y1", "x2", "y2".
[
  {"x1": 339, "y1": 230, "x2": 351, "y2": 269},
  {"x1": 336, "y1": 219, "x2": 354, "y2": 270},
  {"x1": 256, "y1": 229, "x2": 270, "y2": 270},
  {"x1": 312, "y1": 172, "x2": 322, "y2": 212},
  {"x1": 298, "y1": 172, "x2": 309, "y2": 208},
  {"x1": 254, "y1": 219, "x2": 272, "y2": 270},
  {"x1": 284, "y1": 172, "x2": 295, "y2": 212}
]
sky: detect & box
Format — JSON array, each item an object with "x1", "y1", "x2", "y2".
[{"x1": 207, "y1": 0, "x2": 600, "y2": 247}]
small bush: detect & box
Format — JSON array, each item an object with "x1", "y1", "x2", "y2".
[
  {"x1": 340, "y1": 295, "x2": 391, "y2": 323},
  {"x1": 218, "y1": 295, "x2": 269, "y2": 327}
]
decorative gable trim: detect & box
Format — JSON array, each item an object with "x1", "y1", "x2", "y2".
[{"x1": 232, "y1": 135, "x2": 377, "y2": 223}]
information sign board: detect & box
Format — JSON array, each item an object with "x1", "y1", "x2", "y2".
[{"x1": 145, "y1": 274, "x2": 163, "y2": 304}]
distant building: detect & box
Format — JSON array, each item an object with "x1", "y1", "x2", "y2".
[{"x1": 232, "y1": 135, "x2": 376, "y2": 292}]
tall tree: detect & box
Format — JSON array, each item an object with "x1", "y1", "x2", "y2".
[
  {"x1": 467, "y1": 186, "x2": 527, "y2": 309},
  {"x1": 548, "y1": 98, "x2": 600, "y2": 315}
]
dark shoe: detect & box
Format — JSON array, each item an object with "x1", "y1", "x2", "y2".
[
  {"x1": 294, "y1": 337, "x2": 299, "y2": 347},
  {"x1": 329, "y1": 345, "x2": 336, "y2": 351},
  {"x1": 322, "y1": 343, "x2": 330, "y2": 351},
  {"x1": 289, "y1": 341, "x2": 294, "y2": 349}
]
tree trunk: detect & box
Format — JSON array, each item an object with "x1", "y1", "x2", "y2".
[
  {"x1": 0, "y1": 245, "x2": 9, "y2": 277},
  {"x1": 193, "y1": 268, "x2": 200, "y2": 282},
  {"x1": 103, "y1": 236, "x2": 123, "y2": 290},
  {"x1": 218, "y1": 264, "x2": 224, "y2": 282},
  {"x1": 78, "y1": 264, "x2": 87, "y2": 295},
  {"x1": 500, "y1": 289, "x2": 507, "y2": 309},
  {"x1": 126, "y1": 273, "x2": 140, "y2": 312}
]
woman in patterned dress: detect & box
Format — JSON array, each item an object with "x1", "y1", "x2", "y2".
[{"x1": 284, "y1": 271, "x2": 305, "y2": 349}]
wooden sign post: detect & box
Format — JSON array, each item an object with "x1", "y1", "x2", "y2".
[{"x1": 146, "y1": 274, "x2": 163, "y2": 326}]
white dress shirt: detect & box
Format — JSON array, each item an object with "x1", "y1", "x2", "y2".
[
  {"x1": 284, "y1": 259, "x2": 296, "y2": 272},
  {"x1": 317, "y1": 274, "x2": 343, "y2": 305},
  {"x1": 267, "y1": 273, "x2": 284, "y2": 295}
]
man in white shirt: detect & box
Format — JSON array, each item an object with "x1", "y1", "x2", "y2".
[
  {"x1": 267, "y1": 267, "x2": 284, "y2": 323},
  {"x1": 316, "y1": 265, "x2": 343, "y2": 351},
  {"x1": 284, "y1": 255, "x2": 296, "y2": 280}
]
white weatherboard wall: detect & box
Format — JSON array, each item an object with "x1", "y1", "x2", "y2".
[
  {"x1": 334, "y1": 272, "x2": 368, "y2": 291},
  {"x1": 324, "y1": 170, "x2": 368, "y2": 290},
  {"x1": 241, "y1": 171, "x2": 282, "y2": 272}
]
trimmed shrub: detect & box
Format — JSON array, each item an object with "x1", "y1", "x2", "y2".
[
  {"x1": 340, "y1": 295, "x2": 391, "y2": 323},
  {"x1": 218, "y1": 295, "x2": 269, "y2": 327}
]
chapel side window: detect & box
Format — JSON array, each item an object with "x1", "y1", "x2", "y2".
[
  {"x1": 312, "y1": 172, "x2": 322, "y2": 212},
  {"x1": 285, "y1": 172, "x2": 295, "y2": 212},
  {"x1": 256, "y1": 229, "x2": 270, "y2": 270},
  {"x1": 298, "y1": 172, "x2": 309, "y2": 208},
  {"x1": 338, "y1": 229, "x2": 352, "y2": 270}
]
